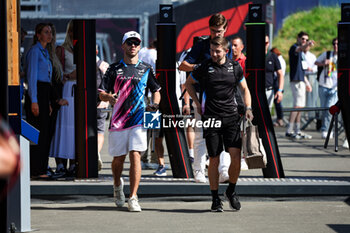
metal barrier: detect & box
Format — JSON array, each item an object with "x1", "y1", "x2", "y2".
[
  {"x1": 281, "y1": 107, "x2": 329, "y2": 112},
  {"x1": 282, "y1": 106, "x2": 344, "y2": 152},
  {"x1": 282, "y1": 107, "x2": 329, "y2": 130}
]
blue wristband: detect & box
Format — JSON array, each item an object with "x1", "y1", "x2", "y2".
[{"x1": 278, "y1": 89, "x2": 284, "y2": 93}]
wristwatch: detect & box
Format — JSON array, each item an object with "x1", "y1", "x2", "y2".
[
  {"x1": 246, "y1": 106, "x2": 252, "y2": 111},
  {"x1": 278, "y1": 89, "x2": 284, "y2": 93}
]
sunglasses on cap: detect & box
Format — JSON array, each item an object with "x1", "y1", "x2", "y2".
[{"x1": 125, "y1": 39, "x2": 140, "y2": 46}]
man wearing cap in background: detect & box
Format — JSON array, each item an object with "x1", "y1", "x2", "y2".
[{"x1": 99, "y1": 31, "x2": 161, "y2": 212}]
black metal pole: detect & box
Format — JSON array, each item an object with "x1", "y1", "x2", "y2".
[
  {"x1": 245, "y1": 4, "x2": 285, "y2": 178},
  {"x1": 338, "y1": 3, "x2": 350, "y2": 150},
  {"x1": 0, "y1": 0, "x2": 8, "y2": 231},
  {"x1": 156, "y1": 4, "x2": 193, "y2": 178},
  {"x1": 73, "y1": 20, "x2": 98, "y2": 178}
]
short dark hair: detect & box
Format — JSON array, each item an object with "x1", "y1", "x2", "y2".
[
  {"x1": 332, "y1": 37, "x2": 338, "y2": 45},
  {"x1": 231, "y1": 36, "x2": 243, "y2": 45},
  {"x1": 209, "y1": 13, "x2": 227, "y2": 29},
  {"x1": 271, "y1": 47, "x2": 281, "y2": 56},
  {"x1": 150, "y1": 39, "x2": 157, "y2": 48},
  {"x1": 298, "y1": 31, "x2": 309, "y2": 38},
  {"x1": 210, "y1": 36, "x2": 229, "y2": 50}
]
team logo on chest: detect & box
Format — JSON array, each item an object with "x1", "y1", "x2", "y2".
[
  {"x1": 208, "y1": 66, "x2": 215, "y2": 73},
  {"x1": 116, "y1": 68, "x2": 124, "y2": 75},
  {"x1": 228, "y1": 64, "x2": 234, "y2": 73},
  {"x1": 138, "y1": 69, "x2": 145, "y2": 75}
]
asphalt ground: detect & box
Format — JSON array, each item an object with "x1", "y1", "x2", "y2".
[{"x1": 30, "y1": 195, "x2": 350, "y2": 233}]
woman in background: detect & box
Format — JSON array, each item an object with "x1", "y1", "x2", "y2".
[
  {"x1": 49, "y1": 20, "x2": 77, "y2": 177},
  {"x1": 25, "y1": 23, "x2": 54, "y2": 179}
]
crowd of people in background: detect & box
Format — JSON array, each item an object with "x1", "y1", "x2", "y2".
[{"x1": 17, "y1": 12, "x2": 349, "y2": 211}]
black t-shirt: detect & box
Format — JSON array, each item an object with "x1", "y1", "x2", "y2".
[
  {"x1": 289, "y1": 43, "x2": 305, "y2": 82},
  {"x1": 184, "y1": 37, "x2": 233, "y2": 64},
  {"x1": 191, "y1": 58, "x2": 243, "y2": 117},
  {"x1": 265, "y1": 52, "x2": 281, "y2": 88}
]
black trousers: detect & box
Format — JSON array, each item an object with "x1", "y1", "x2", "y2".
[{"x1": 25, "y1": 82, "x2": 52, "y2": 176}]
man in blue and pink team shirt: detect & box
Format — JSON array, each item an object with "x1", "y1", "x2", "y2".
[{"x1": 99, "y1": 31, "x2": 161, "y2": 212}]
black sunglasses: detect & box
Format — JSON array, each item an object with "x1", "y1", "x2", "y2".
[{"x1": 126, "y1": 39, "x2": 140, "y2": 46}]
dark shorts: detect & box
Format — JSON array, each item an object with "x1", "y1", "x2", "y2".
[
  {"x1": 97, "y1": 109, "x2": 108, "y2": 134},
  {"x1": 203, "y1": 114, "x2": 242, "y2": 157}
]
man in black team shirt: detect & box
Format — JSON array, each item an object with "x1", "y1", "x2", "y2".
[
  {"x1": 185, "y1": 37, "x2": 253, "y2": 212},
  {"x1": 179, "y1": 13, "x2": 237, "y2": 183}
]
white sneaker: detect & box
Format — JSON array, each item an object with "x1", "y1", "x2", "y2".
[
  {"x1": 219, "y1": 171, "x2": 229, "y2": 183},
  {"x1": 322, "y1": 131, "x2": 333, "y2": 139},
  {"x1": 113, "y1": 178, "x2": 125, "y2": 207},
  {"x1": 241, "y1": 158, "x2": 248, "y2": 171},
  {"x1": 194, "y1": 170, "x2": 207, "y2": 183},
  {"x1": 128, "y1": 196, "x2": 142, "y2": 212},
  {"x1": 296, "y1": 132, "x2": 312, "y2": 139},
  {"x1": 321, "y1": 131, "x2": 327, "y2": 139},
  {"x1": 343, "y1": 139, "x2": 349, "y2": 149}
]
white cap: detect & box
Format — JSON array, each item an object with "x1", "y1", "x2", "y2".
[{"x1": 122, "y1": 31, "x2": 142, "y2": 44}]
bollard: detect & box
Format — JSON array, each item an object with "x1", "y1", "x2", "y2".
[
  {"x1": 156, "y1": 4, "x2": 193, "y2": 178},
  {"x1": 245, "y1": 4, "x2": 285, "y2": 178},
  {"x1": 73, "y1": 20, "x2": 98, "y2": 178},
  {"x1": 338, "y1": 3, "x2": 350, "y2": 149}
]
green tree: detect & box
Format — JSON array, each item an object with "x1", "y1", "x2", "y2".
[{"x1": 273, "y1": 6, "x2": 340, "y2": 71}]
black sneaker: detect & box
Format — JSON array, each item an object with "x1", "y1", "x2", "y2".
[
  {"x1": 211, "y1": 198, "x2": 224, "y2": 212},
  {"x1": 224, "y1": 191, "x2": 241, "y2": 211}
]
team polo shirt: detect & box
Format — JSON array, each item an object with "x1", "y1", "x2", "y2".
[
  {"x1": 99, "y1": 59, "x2": 161, "y2": 131},
  {"x1": 289, "y1": 43, "x2": 305, "y2": 82},
  {"x1": 190, "y1": 58, "x2": 244, "y2": 117},
  {"x1": 265, "y1": 52, "x2": 281, "y2": 88}
]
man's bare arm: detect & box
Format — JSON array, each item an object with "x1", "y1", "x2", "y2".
[
  {"x1": 99, "y1": 91, "x2": 117, "y2": 106},
  {"x1": 274, "y1": 69, "x2": 284, "y2": 103},
  {"x1": 239, "y1": 79, "x2": 253, "y2": 121},
  {"x1": 179, "y1": 60, "x2": 197, "y2": 72},
  {"x1": 185, "y1": 75, "x2": 201, "y2": 114}
]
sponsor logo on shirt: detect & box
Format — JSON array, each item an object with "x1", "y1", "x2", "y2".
[
  {"x1": 208, "y1": 67, "x2": 215, "y2": 73},
  {"x1": 228, "y1": 65, "x2": 234, "y2": 73},
  {"x1": 118, "y1": 75, "x2": 142, "y2": 81},
  {"x1": 116, "y1": 69, "x2": 124, "y2": 75}
]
